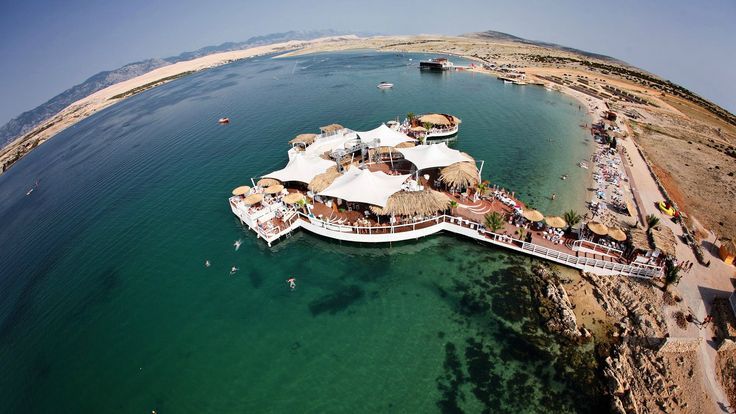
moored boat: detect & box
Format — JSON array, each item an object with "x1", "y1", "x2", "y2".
[
  {"x1": 419, "y1": 57, "x2": 454, "y2": 71},
  {"x1": 377, "y1": 82, "x2": 394, "y2": 89},
  {"x1": 218, "y1": 117, "x2": 230, "y2": 124}
]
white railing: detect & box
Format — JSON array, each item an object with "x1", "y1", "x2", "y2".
[{"x1": 572, "y1": 239, "x2": 624, "y2": 256}]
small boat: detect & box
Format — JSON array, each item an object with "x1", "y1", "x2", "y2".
[
  {"x1": 377, "y1": 82, "x2": 394, "y2": 89},
  {"x1": 26, "y1": 188, "x2": 33, "y2": 196},
  {"x1": 578, "y1": 161, "x2": 589, "y2": 169},
  {"x1": 503, "y1": 80, "x2": 513, "y2": 84},
  {"x1": 218, "y1": 118, "x2": 230, "y2": 124}
]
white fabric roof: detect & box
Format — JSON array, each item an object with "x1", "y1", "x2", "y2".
[
  {"x1": 319, "y1": 166, "x2": 409, "y2": 207},
  {"x1": 357, "y1": 123, "x2": 416, "y2": 148},
  {"x1": 300, "y1": 130, "x2": 358, "y2": 158},
  {"x1": 263, "y1": 153, "x2": 335, "y2": 184},
  {"x1": 396, "y1": 142, "x2": 471, "y2": 170}
]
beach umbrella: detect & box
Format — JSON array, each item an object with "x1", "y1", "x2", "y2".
[
  {"x1": 545, "y1": 216, "x2": 567, "y2": 228},
  {"x1": 395, "y1": 141, "x2": 416, "y2": 148},
  {"x1": 607, "y1": 227, "x2": 627, "y2": 241},
  {"x1": 264, "y1": 184, "x2": 284, "y2": 194},
  {"x1": 587, "y1": 221, "x2": 609, "y2": 236},
  {"x1": 440, "y1": 162, "x2": 479, "y2": 189},
  {"x1": 257, "y1": 178, "x2": 280, "y2": 187},
  {"x1": 243, "y1": 193, "x2": 263, "y2": 205},
  {"x1": 522, "y1": 209, "x2": 544, "y2": 222},
  {"x1": 231, "y1": 185, "x2": 251, "y2": 196},
  {"x1": 369, "y1": 189, "x2": 450, "y2": 216},
  {"x1": 308, "y1": 168, "x2": 341, "y2": 193},
  {"x1": 410, "y1": 126, "x2": 427, "y2": 132},
  {"x1": 283, "y1": 192, "x2": 305, "y2": 204}
]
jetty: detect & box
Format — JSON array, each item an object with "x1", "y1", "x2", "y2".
[{"x1": 229, "y1": 120, "x2": 667, "y2": 278}]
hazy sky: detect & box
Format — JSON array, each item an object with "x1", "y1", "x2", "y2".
[{"x1": 1, "y1": 0, "x2": 734, "y2": 125}]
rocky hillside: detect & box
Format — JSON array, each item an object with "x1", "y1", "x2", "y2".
[{"x1": 0, "y1": 30, "x2": 349, "y2": 147}]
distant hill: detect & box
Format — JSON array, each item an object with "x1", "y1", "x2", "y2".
[
  {"x1": 0, "y1": 29, "x2": 352, "y2": 148},
  {"x1": 465, "y1": 30, "x2": 626, "y2": 64}
]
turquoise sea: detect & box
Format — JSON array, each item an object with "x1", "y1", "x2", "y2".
[{"x1": 0, "y1": 51, "x2": 600, "y2": 412}]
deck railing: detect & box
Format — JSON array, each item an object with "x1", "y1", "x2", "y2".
[{"x1": 571, "y1": 239, "x2": 624, "y2": 257}]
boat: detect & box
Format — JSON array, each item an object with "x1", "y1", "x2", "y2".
[
  {"x1": 218, "y1": 118, "x2": 230, "y2": 124},
  {"x1": 658, "y1": 201, "x2": 676, "y2": 216},
  {"x1": 578, "y1": 161, "x2": 589, "y2": 169},
  {"x1": 503, "y1": 80, "x2": 513, "y2": 84},
  {"x1": 377, "y1": 82, "x2": 394, "y2": 89},
  {"x1": 419, "y1": 58, "x2": 454, "y2": 71}
]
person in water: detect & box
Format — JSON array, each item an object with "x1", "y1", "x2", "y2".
[
  {"x1": 230, "y1": 266, "x2": 239, "y2": 275},
  {"x1": 205, "y1": 260, "x2": 211, "y2": 267},
  {"x1": 287, "y1": 277, "x2": 296, "y2": 290},
  {"x1": 551, "y1": 193, "x2": 557, "y2": 200}
]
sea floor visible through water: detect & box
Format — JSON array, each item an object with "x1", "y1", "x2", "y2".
[{"x1": 0, "y1": 51, "x2": 598, "y2": 412}]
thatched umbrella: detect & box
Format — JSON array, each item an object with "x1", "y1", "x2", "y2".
[
  {"x1": 410, "y1": 126, "x2": 427, "y2": 132},
  {"x1": 264, "y1": 184, "x2": 284, "y2": 194},
  {"x1": 395, "y1": 141, "x2": 416, "y2": 148},
  {"x1": 369, "y1": 190, "x2": 451, "y2": 216},
  {"x1": 308, "y1": 168, "x2": 341, "y2": 192},
  {"x1": 522, "y1": 209, "x2": 544, "y2": 222},
  {"x1": 545, "y1": 216, "x2": 567, "y2": 228},
  {"x1": 231, "y1": 185, "x2": 251, "y2": 196},
  {"x1": 587, "y1": 221, "x2": 609, "y2": 236},
  {"x1": 243, "y1": 193, "x2": 263, "y2": 205},
  {"x1": 320, "y1": 124, "x2": 343, "y2": 134},
  {"x1": 283, "y1": 192, "x2": 305, "y2": 204},
  {"x1": 440, "y1": 162, "x2": 479, "y2": 189},
  {"x1": 257, "y1": 178, "x2": 280, "y2": 187},
  {"x1": 289, "y1": 133, "x2": 317, "y2": 145},
  {"x1": 607, "y1": 227, "x2": 627, "y2": 241}
]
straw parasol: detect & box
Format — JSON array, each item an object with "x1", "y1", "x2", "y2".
[
  {"x1": 257, "y1": 178, "x2": 280, "y2": 187},
  {"x1": 283, "y1": 192, "x2": 305, "y2": 204},
  {"x1": 369, "y1": 189, "x2": 451, "y2": 216},
  {"x1": 607, "y1": 227, "x2": 627, "y2": 241},
  {"x1": 308, "y1": 168, "x2": 341, "y2": 192},
  {"x1": 243, "y1": 193, "x2": 263, "y2": 205},
  {"x1": 440, "y1": 162, "x2": 479, "y2": 189},
  {"x1": 410, "y1": 126, "x2": 427, "y2": 132},
  {"x1": 264, "y1": 184, "x2": 284, "y2": 194},
  {"x1": 522, "y1": 209, "x2": 544, "y2": 222},
  {"x1": 587, "y1": 221, "x2": 609, "y2": 236},
  {"x1": 231, "y1": 185, "x2": 251, "y2": 196},
  {"x1": 545, "y1": 216, "x2": 567, "y2": 228},
  {"x1": 289, "y1": 133, "x2": 317, "y2": 145},
  {"x1": 629, "y1": 227, "x2": 650, "y2": 251},
  {"x1": 395, "y1": 141, "x2": 415, "y2": 148}
]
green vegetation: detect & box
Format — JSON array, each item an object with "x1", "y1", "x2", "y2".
[
  {"x1": 108, "y1": 71, "x2": 196, "y2": 100},
  {"x1": 645, "y1": 214, "x2": 660, "y2": 229},
  {"x1": 563, "y1": 209, "x2": 582, "y2": 231},
  {"x1": 484, "y1": 211, "x2": 504, "y2": 233}
]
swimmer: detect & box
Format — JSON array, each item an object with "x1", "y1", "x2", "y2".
[
  {"x1": 551, "y1": 193, "x2": 557, "y2": 201},
  {"x1": 205, "y1": 260, "x2": 211, "y2": 267},
  {"x1": 230, "y1": 266, "x2": 239, "y2": 275},
  {"x1": 287, "y1": 277, "x2": 296, "y2": 290},
  {"x1": 234, "y1": 239, "x2": 242, "y2": 251}
]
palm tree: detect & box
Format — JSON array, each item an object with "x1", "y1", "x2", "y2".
[
  {"x1": 516, "y1": 227, "x2": 526, "y2": 241},
  {"x1": 449, "y1": 200, "x2": 458, "y2": 215},
  {"x1": 563, "y1": 209, "x2": 582, "y2": 231},
  {"x1": 407, "y1": 112, "x2": 415, "y2": 123},
  {"x1": 646, "y1": 214, "x2": 660, "y2": 229},
  {"x1": 484, "y1": 211, "x2": 504, "y2": 233},
  {"x1": 476, "y1": 182, "x2": 488, "y2": 197},
  {"x1": 664, "y1": 259, "x2": 681, "y2": 286},
  {"x1": 296, "y1": 198, "x2": 308, "y2": 214}
]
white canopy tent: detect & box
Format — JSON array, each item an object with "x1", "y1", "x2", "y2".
[
  {"x1": 263, "y1": 153, "x2": 336, "y2": 184},
  {"x1": 357, "y1": 123, "x2": 416, "y2": 148},
  {"x1": 298, "y1": 130, "x2": 358, "y2": 159},
  {"x1": 319, "y1": 166, "x2": 409, "y2": 207},
  {"x1": 396, "y1": 142, "x2": 471, "y2": 170}
]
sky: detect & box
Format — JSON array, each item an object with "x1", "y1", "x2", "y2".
[{"x1": 1, "y1": 0, "x2": 735, "y2": 125}]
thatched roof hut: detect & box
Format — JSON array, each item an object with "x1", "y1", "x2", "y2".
[
  {"x1": 418, "y1": 114, "x2": 461, "y2": 126},
  {"x1": 440, "y1": 162, "x2": 479, "y2": 189},
  {"x1": 395, "y1": 141, "x2": 416, "y2": 148},
  {"x1": 257, "y1": 178, "x2": 280, "y2": 187},
  {"x1": 629, "y1": 227, "x2": 650, "y2": 252},
  {"x1": 289, "y1": 133, "x2": 317, "y2": 145},
  {"x1": 369, "y1": 189, "x2": 451, "y2": 216},
  {"x1": 650, "y1": 225, "x2": 677, "y2": 257},
  {"x1": 320, "y1": 124, "x2": 344, "y2": 134},
  {"x1": 308, "y1": 168, "x2": 341, "y2": 193}
]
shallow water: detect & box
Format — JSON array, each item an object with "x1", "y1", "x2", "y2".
[{"x1": 0, "y1": 51, "x2": 597, "y2": 412}]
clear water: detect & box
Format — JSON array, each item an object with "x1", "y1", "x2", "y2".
[{"x1": 0, "y1": 51, "x2": 599, "y2": 413}]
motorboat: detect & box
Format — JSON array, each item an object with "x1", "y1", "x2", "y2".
[
  {"x1": 218, "y1": 117, "x2": 230, "y2": 124},
  {"x1": 377, "y1": 82, "x2": 394, "y2": 89},
  {"x1": 419, "y1": 58, "x2": 454, "y2": 71}
]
